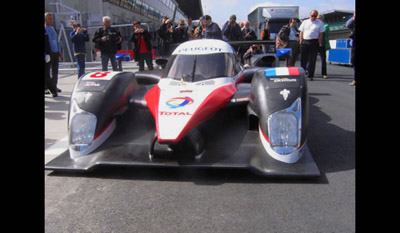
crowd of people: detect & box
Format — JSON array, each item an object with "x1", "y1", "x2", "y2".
[{"x1": 45, "y1": 9, "x2": 356, "y2": 97}]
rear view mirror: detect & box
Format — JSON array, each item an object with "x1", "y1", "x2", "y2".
[{"x1": 155, "y1": 58, "x2": 168, "y2": 69}]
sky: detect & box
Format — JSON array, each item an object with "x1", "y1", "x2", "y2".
[{"x1": 200, "y1": 0, "x2": 355, "y2": 26}]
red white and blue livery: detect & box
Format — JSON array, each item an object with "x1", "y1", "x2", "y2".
[{"x1": 46, "y1": 39, "x2": 320, "y2": 177}]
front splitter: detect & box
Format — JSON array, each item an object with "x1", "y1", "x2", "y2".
[{"x1": 45, "y1": 108, "x2": 320, "y2": 177}]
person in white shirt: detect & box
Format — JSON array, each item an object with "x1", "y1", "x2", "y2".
[{"x1": 299, "y1": 10, "x2": 325, "y2": 80}]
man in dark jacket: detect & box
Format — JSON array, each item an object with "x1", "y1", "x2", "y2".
[
  {"x1": 131, "y1": 21, "x2": 154, "y2": 71},
  {"x1": 157, "y1": 16, "x2": 174, "y2": 57},
  {"x1": 242, "y1": 21, "x2": 257, "y2": 41},
  {"x1": 202, "y1": 15, "x2": 222, "y2": 39},
  {"x1": 222, "y1": 15, "x2": 243, "y2": 41},
  {"x1": 70, "y1": 23, "x2": 89, "y2": 78},
  {"x1": 173, "y1": 19, "x2": 189, "y2": 43},
  {"x1": 277, "y1": 18, "x2": 300, "y2": 66},
  {"x1": 92, "y1": 16, "x2": 122, "y2": 71}
]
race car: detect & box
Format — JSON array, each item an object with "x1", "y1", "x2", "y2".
[{"x1": 45, "y1": 39, "x2": 320, "y2": 177}]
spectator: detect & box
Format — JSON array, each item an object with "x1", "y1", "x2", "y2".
[
  {"x1": 157, "y1": 16, "x2": 174, "y2": 56},
  {"x1": 173, "y1": 19, "x2": 189, "y2": 43},
  {"x1": 131, "y1": 21, "x2": 154, "y2": 71},
  {"x1": 276, "y1": 23, "x2": 289, "y2": 49},
  {"x1": 346, "y1": 12, "x2": 356, "y2": 86},
  {"x1": 239, "y1": 20, "x2": 257, "y2": 64},
  {"x1": 299, "y1": 10, "x2": 325, "y2": 80},
  {"x1": 44, "y1": 12, "x2": 62, "y2": 93},
  {"x1": 44, "y1": 27, "x2": 58, "y2": 97},
  {"x1": 287, "y1": 18, "x2": 300, "y2": 66},
  {"x1": 276, "y1": 18, "x2": 300, "y2": 66},
  {"x1": 316, "y1": 14, "x2": 330, "y2": 79},
  {"x1": 242, "y1": 21, "x2": 257, "y2": 41},
  {"x1": 186, "y1": 17, "x2": 196, "y2": 39},
  {"x1": 70, "y1": 23, "x2": 89, "y2": 78},
  {"x1": 261, "y1": 24, "x2": 270, "y2": 40},
  {"x1": 239, "y1": 22, "x2": 244, "y2": 30},
  {"x1": 222, "y1": 15, "x2": 243, "y2": 41},
  {"x1": 92, "y1": 16, "x2": 122, "y2": 71},
  {"x1": 202, "y1": 15, "x2": 222, "y2": 39},
  {"x1": 194, "y1": 16, "x2": 206, "y2": 39},
  {"x1": 243, "y1": 44, "x2": 263, "y2": 66}
]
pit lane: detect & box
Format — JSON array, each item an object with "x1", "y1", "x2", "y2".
[{"x1": 45, "y1": 60, "x2": 355, "y2": 232}]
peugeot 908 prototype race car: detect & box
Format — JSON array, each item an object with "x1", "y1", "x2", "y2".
[{"x1": 45, "y1": 39, "x2": 320, "y2": 177}]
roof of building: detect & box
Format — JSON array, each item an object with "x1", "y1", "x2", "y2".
[
  {"x1": 301, "y1": 9, "x2": 353, "y2": 20},
  {"x1": 321, "y1": 9, "x2": 354, "y2": 17},
  {"x1": 176, "y1": 0, "x2": 203, "y2": 19}
]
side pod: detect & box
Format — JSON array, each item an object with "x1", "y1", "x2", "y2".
[
  {"x1": 248, "y1": 67, "x2": 309, "y2": 163},
  {"x1": 68, "y1": 71, "x2": 139, "y2": 159}
]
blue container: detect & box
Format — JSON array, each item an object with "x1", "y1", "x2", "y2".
[
  {"x1": 115, "y1": 53, "x2": 131, "y2": 61},
  {"x1": 276, "y1": 48, "x2": 292, "y2": 58},
  {"x1": 328, "y1": 49, "x2": 352, "y2": 65},
  {"x1": 336, "y1": 39, "x2": 352, "y2": 48}
]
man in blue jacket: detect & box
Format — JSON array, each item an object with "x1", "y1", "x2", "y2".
[
  {"x1": 201, "y1": 15, "x2": 222, "y2": 39},
  {"x1": 70, "y1": 23, "x2": 89, "y2": 78},
  {"x1": 45, "y1": 27, "x2": 58, "y2": 97},
  {"x1": 45, "y1": 12, "x2": 62, "y2": 93}
]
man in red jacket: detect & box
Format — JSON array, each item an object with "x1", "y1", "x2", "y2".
[{"x1": 131, "y1": 21, "x2": 154, "y2": 71}]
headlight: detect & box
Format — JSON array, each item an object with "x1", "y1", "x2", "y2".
[
  {"x1": 269, "y1": 112, "x2": 298, "y2": 147},
  {"x1": 68, "y1": 99, "x2": 97, "y2": 156},
  {"x1": 267, "y1": 98, "x2": 301, "y2": 155},
  {"x1": 69, "y1": 112, "x2": 97, "y2": 152}
]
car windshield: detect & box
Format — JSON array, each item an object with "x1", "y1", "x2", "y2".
[{"x1": 164, "y1": 53, "x2": 236, "y2": 82}]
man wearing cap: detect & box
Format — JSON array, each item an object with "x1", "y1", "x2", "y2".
[{"x1": 131, "y1": 21, "x2": 154, "y2": 71}]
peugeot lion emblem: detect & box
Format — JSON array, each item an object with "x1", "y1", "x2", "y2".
[{"x1": 280, "y1": 89, "x2": 290, "y2": 101}]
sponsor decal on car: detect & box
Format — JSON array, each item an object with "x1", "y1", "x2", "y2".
[
  {"x1": 280, "y1": 88, "x2": 290, "y2": 101},
  {"x1": 265, "y1": 67, "x2": 300, "y2": 77},
  {"x1": 159, "y1": 111, "x2": 193, "y2": 116},
  {"x1": 166, "y1": 97, "x2": 194, "y2": 108}
]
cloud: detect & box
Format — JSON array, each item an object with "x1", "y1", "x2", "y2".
[
  {"x1": 201, "y1": 0, "x2": 215, "y2": 14},
  {"x1": 219, "y1": 0, "x2": 240, "y2": 7},
  {"x1": 319, "y1": 0, "x2": 355, "y2": 12}
]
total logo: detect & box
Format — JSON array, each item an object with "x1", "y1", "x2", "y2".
[
  {"x1": 166, "y1": 96, "x2": 194, "y2": 108},
  {"x1": 160, "y1": 111, "x2": 193, "y2": 116}
]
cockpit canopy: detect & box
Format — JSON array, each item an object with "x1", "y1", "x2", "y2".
[
  {"x1": 162, "y1": 39, "x2": 240, "y2": 82},
  {"x1": 163, "y1": 53, "x2": 239, "y2": 82}
]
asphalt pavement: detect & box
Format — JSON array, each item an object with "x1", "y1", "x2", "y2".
[{"x1": 45, "y1": 60, "x2": 355, "y2": 232}]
